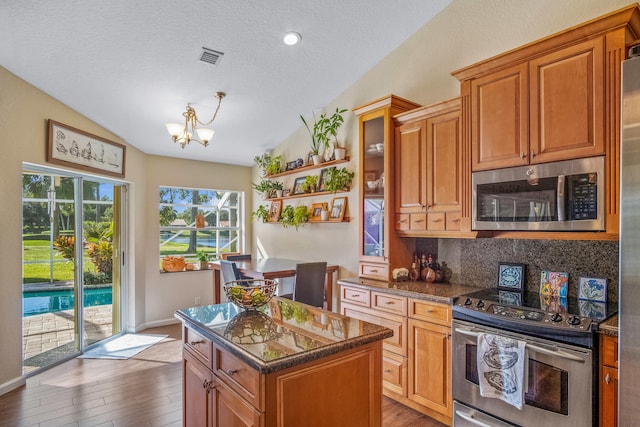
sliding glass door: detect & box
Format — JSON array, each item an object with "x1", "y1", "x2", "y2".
[{"x1": 22, "y1": 167, "x2": 125, "y2": 373}]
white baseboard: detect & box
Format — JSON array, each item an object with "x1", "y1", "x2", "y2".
[
  {"x1": 135, "y1": 318, "x2": 180, "y2": 332},
  {"x1": 0, "y1": 375, "x2": 26, "y2": 396}
]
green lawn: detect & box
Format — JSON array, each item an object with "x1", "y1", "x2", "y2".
[{"x1": 23, "y1": 239, "x2": 93, "y2": 283}]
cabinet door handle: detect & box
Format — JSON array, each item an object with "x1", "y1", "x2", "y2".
[
  {"x1": 431, "y1": 218, "x2": 441, "y2": 223},
  {"x1": 190, "y1": 340, "x2": 205, "y2": 345},
  {"x1": 202, "y1": 379, "x2": 209, "y2": 389},
  {"x1": 531, "y1": 150, "x2": 536, "y2": 159},
  {"x1": 207, "y1": 382, "x2": 216, "y2": 393},
  {"x1": 226, "y1": 369, "x2": 238, "y2": 376},
  {"x1": 451, "y1": 218, "x2": 460, "y2": 223},
  {"x1": 370, "y1": 269, "x2": 379, "y2": 273},
  {"x1": 605, "y1": 373, "x2": 611, "y2": 384},
  {"x1": 385, "y1": 301, "x2": 395, "y2": 305},
  {"x1": 351, "y1": 294, "x2": 360, "y2": 297},
  {"x1": 414, "y1": 219, "x2": 424, "y2": 223},
  {"x1": 383, "y1": 369, "x2": 391, "y2": 373},
  {"x1": 397, "y1": 219, "x2": 408, "y2": 224},
  {"x1": 521, "y1": 152, "x2": 526, "y2": 159}
]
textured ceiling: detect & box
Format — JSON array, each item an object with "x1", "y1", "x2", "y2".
[{"x1": 1, "y1": 0, "x2": 451, "y2": 166}]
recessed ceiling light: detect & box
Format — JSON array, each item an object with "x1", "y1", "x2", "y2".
[{"x1": 283, "y1": 32, "x2": 301, "y2": 46}]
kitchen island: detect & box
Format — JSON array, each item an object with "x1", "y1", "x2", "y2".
[{"x1": 175, "y1": 297, "x2": 393, "y2": 427}]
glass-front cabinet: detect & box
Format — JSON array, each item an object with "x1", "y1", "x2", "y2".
[{"x1": 353, "y1": 95, "x2": 420, "y2": 281}]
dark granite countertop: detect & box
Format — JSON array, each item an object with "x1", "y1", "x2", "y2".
[
  {"x1": 598, "y1": 313, "x2": 618, "y2": 337},
  {"x1": 337, "y1": 277, "x2": 483, "y2": 304},
  {"x1": 175, "y1": 297, "x2": 393, "y2": 374}
]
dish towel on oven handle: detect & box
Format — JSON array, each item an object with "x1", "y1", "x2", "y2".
[{"x1": 477, "y1": 332, "x2": 526, "y2": 410}]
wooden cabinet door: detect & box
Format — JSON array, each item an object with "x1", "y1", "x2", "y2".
[
  {"x1": 395, "y1": 120, "x2": 427, "y2": 214},
  {"x1": 213, "y1": 378, "x2": 263, "y2": 427},
  {"x1": 408, "y1": 318, "x2": 451, "y2": 418},
  {"x1": 183, "y1": 350, "x2": 214, "y2": 427},
  {"x1": 426, "y1": 109, "x2": 461, "y2": 217},
  {"x1": 529, "y1": 37, "x2": 605, "y2": 164},
  {"x1": 600, "y1": 365, "x2": 618, "y2": 427},
  {"x1": 471, "y1": 62, "x2": 529, "y2": 170}
]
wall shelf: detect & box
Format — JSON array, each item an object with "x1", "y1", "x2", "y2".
[
  {"x1": 263, "y1": 188, "x2": 349, "y2": 202},
  {"x1": 266, "y1": 157, "x2": 350, "y2": 179}
]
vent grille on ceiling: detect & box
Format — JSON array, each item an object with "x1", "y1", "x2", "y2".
[{"x1": 200, "y1": 47, "x2": 224, "y2": 66}]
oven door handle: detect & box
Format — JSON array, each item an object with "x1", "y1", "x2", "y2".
[
  {"x1": 455, "y1": 409, "x2": 495, "y2": 427},
  {"x1": 453, "y1": 328, "x2": 586, "y2": 363}
]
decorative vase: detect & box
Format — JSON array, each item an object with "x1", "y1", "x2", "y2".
[
  {"x1": 312, "y1": 154, "x2": 321, "y2": 165},
  {"x1": 335, "y1": 147, "x2": 346, "y2": 160},
  {"x1": 321, "y1": 210, "x2": 329, "y2": 221},
  {"x1": 275, "y1": 189, "x2": 283, "y2": 198}
]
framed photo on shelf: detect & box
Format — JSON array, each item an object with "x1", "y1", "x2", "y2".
[
  {"x1": 364, "y1": 170, "x2": 377, "y2": 182},
  {"x1": 318, "y1": 167, "x2": 333, "y2": 192},
  {"x1": 329, "y1": 196, "x2": 347, "y2": 222},
  {"x1": 578, "y1": 277, "x2": 607, "y2": 303},
  {"x1": 293, "y1": 177, "x2": 307, "y2": 195},
  {"x1": 47, "y1": 119, "x2": 126, "y2": 178},
  {"x1": 269, "y1": 200, "x2": 282, "y2": 222},
  {"x1": 306, "y1": 151, "x2": 314, "y2": 166},
  {"x1": 310, "y1": 203, "x2": 324, "y2": 221},
  {"x1": 285, "y1": 160, "x2": 299, "y2": 171},
  {"x1": 540, "y1": 271, "x2": 569, "y2": 297},
  {"x1": 497, "y1": 262, "x2": 525, "y2": 291}
]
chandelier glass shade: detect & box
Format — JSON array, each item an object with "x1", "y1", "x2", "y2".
[{"x1": 166, "y1": 91, "x2": 225, "y2": 148}]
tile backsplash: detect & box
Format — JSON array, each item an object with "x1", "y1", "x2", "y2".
[{"x1": 417, "y1": 238, "x2": 619, "y2": 302}]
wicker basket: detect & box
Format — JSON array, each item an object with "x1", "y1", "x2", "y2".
[
  {"x1": 161, "y1": 256, "x2": 186, "y2": 272},
  {"x1": 224, "y1": 279, "x2": 278, "y2": 310}
]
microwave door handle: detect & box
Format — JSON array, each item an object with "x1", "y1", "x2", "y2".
[
  {"x1": 455, "y1": 409, "x2": 496, "y2": 427},
  {"x1": 525, "y1": 342, "x2": 585, "y2": 363},
  {"x1": 557, "y1": 175, "x2": 566, "y2": 221}
]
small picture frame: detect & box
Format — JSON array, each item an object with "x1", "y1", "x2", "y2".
[
  {"x1": 269, "y1": 200, "x2": 282, "y2": 222},
  {"x1": 578, "y1": 277, "x2": 608, "y2": 303},
  {"x1": 318, "y1": 167, "x2": 333, "y2": 192},
  {"x1": 364, "y1": 170, "x2": 377, "y2": 182},
  {"x1": 540, "y1": 271, "x2": 569, "y2": 297},
  {"x1": 306, "y1": 151, "x2": 314, "y2": 166},
  {"x1": 310, "y1": 203, "x2": 324, "y2": 221},
  {"x1": 292, "y1": 177, "x2": 307, "y2": 195},
  {"x1": 497, "y1": 262, "x2": 525, "y2": 291},
  {"x1": 285, "y1": 160, "x2": 299, "y2": 171},
  {"x1": 329, "y1": 196, "x2": 347, "y2": 221}
]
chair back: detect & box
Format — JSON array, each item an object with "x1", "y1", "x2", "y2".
[
  {"x1": 292, "y1": 262, "x2": 327, "y2": 308},
  {"x1": 225, "y1": 254, "x2": 251, "y2": 261},
  {"x1": 220, "y1": 260, "x2": 242, "y2": 285}
]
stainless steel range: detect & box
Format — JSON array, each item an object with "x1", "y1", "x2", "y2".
[{"x1": 451, "y1": 289, "x2": 616, "y2": 427}]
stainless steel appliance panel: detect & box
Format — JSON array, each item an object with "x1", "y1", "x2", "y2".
[
  {"x1": 452, "y1": 319, "x2": 593, "y2": 427},
  {"x1": 453, "y1": 401, "x2": 517, "y2": 427},
  {"x1": 619, "y1": 52, "x2": 640, "y2": 426}
]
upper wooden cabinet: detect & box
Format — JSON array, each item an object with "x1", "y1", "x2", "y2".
[
  {"x1": 353, "y1": 95, "x2": 420, "y2": 281},
  {"x1": 394, "y1": 98, "x2": 473, "y2": 236}
]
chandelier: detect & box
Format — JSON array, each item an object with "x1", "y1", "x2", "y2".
[{"x1": 165, "y1": 91, "x2": 225, "y2": 148}]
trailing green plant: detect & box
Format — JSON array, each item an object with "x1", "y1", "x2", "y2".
[
  {"x1": 279, "y1": 205, "x2": 311, "y2": 230},
  {"x1": 323, "y1": 167, "x2": 355, "y2": 193},
  {"x1": 252, "y1": 179, "x2": 281, "y2": 198},
  {"x1": 301, "y1": 175, "x2": 318, "y2": 193},
  {"x1": 300, "y1": 108, "x2": 347, "y2": 156},
  {"x1": 251, "y1": 204, "x2": 270, "y2": 223},
  {"x1": 253, "y1": 153, "x2": 283, "y2": 176}
]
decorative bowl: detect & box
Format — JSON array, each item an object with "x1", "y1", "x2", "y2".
[
  {"x1": 224, "y1": 279, "x2": 278, "y2": 310},
  {"x1": 224, "y1": 311, "x2": 278, "y2": 344},
  {"x1": 367, "y1": 180, "x2": 378, "y2": 189},
  {"x1": 162, "y1": 256, "x2": 186, "y2": 272}
]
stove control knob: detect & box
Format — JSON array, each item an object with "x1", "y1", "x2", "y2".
[
  {"x1": 476, "y1": 300, "x2": 485, "y2": 309},
  {"x1": 464, "y1": 298, "x2": 472, "y2": 306},
  {"x1": 568, "y1": 315, "x2": 582, "y2": 326},
  {"x1": 550, "y1": 313, "x2": 563, "y2": 323}
]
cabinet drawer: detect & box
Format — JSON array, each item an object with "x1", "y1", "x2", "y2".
[
  {"x1": 341, "y1": 286, "x2": 371, "y2": 307},
  {"x1": 427, "y1": 213, "x2": 446, "y2": 231},
  {"x1": 383, "y1": 350, "x2": 407, "y2": 397},
  {"x1": 183, "y1": 325, "x2": 213, "y2": 368},
  {"x1": 342, "y1": 302, "x2": 407, "y2": 356},
  {"x1": 372, "y1": 292, "x2": 407, "y2": 316},
  {"x1": 410, "y1": 299, "x2": 451, "y2": 326},
  {"x1": 410, "y1": 213, "x2": 427, "y2": 231},
  {"x1": 446, "y1": 211, "x2": 461, "y2": 231},
  {"x1": 601, "y1": 335, "x2": 618, "y2": 368},
  {"x1": 359, "y1": 262, "x2": 389, "y2": 281},
  {"x1": 396, "y1": 213, "x2": 410, "y2": 231},
  {"x1": 215, "y1": 346, "x2": 262, "y2": 410}
]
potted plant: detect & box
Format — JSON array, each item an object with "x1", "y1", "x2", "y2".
[
  {"x1": 301, "y1": 175, "x2": 318, "y2": 193},
  {"x1": 279, "y1": 205, "x2": 311, "y2": 230},
  {"x1": 300, "y1": 113, "x2": 323, "y2": 165},
  {"x1": 272, "y1": 180, "x2": 284, "y2": 198},
  {"x1": 300, "y1": 108, "x2": 347, "y2": 165},
  {"x1": 251, "y1": 205, "x2": 270, "y2": 223},
  {"x1": 320, "y1": 202, "x2": 330, "y2": 221},
  {"x1": 197, "y1": 251, "x2": 209, "y2": 270},
  {"x1": 253, "y1": 153, "x2": 284, "y2": 176},
  {"x1": 323, "y1": 167, "x2": 355, "y2": 193},
  {"x1": 252, "y1": 179, "x2": 280, "y2": 199}
]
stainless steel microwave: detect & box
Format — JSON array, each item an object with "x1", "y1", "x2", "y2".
[{"x1": 472, "y1": 157, "x2": 605, "y2": 231}]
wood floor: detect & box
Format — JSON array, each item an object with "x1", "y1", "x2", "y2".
[{"x1": 0, "y1": 323, "x2": 445, "y2": 427}]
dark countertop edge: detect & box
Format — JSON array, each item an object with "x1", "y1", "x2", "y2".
[
  {"x1": 337, "y1": 277, "x2": 483, "y2": 304},
  {"x1": 175, "y1": 310, "x2": 393, "y2": 374}
]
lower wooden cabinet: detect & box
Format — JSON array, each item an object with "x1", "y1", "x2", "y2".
[
  {"x1": 340, "y1": 284, "x2": 452, "y2": 426},
  {"x1": 600, "y1": 334, "x2": 618, "y2": 427}
]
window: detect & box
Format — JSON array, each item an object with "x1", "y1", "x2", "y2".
[{"x1": 159, "y1": 186, "x2": 244, "y2": 266}]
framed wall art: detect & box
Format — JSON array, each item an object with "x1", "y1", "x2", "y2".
[
  {"x1": 292, "y1": 177, "x2": 307, "y2": 195},
  {"x1": 540, "y1": 271, "x2": 569, "y2": 297},
  {"x1": 578, "y1": 277, "x2": 608, "y2": 303},
  {"x1": 329, "y1": 196, "x2": 347, "y2": 222},
  {"x1": 310, "y1": 203, "x2": 324, "y2": 221},
  {"x1": 318, "y1": 167, "x2": 333, "y2": 192},
  {"x1": 497, "y1": 262, "x2": 525, "y2": 291},
  {"x1": 47, "y1": 119, "x2": 126, "y2": 178},
  {"x1": 269, "y1": 200, "x2": 282, "y2": 222}
]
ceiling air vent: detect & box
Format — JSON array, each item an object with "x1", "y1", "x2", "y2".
[{"x1": 199, "y1": 47, "x2": 224, "y2": 66}]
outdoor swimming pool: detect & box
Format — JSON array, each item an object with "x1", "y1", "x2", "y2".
[{"x1": 23, "y1": 287, "x2": 112, "y2": 317}]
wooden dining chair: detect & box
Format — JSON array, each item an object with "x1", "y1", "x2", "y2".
[
  {"x1": 220, "y1": 260, "x2": 251, "y2": 285},
  {"x1": 225, "y1": 254, "x2": 251, "y2": 261},
  {"x1": 291, "y1": 262, "x2": 327, "y2": 308}
]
